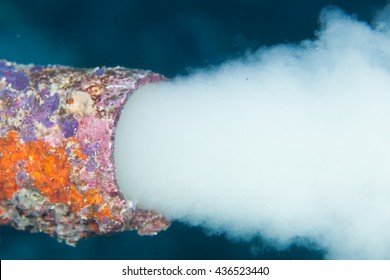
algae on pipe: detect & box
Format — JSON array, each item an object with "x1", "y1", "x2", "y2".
[{"x1": 0, "y1": 60, "x2": 170, "y2": 245}]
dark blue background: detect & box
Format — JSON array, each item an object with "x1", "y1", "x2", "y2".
[{"x1": 0, "y1": 0, "x2": 385, "y2": 259}]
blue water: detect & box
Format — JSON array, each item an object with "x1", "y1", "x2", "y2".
[{"x1": 0, "y1": 0, "x2": 385, "y2": 259}]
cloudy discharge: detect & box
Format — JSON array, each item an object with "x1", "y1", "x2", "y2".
[{"x1": 115, "y1": 7, "x2": 390, "y2": 259}]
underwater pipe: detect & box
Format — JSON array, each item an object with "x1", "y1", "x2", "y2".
[{"x1": 0, "y1": 60, "x2": 170, "y2": 245}]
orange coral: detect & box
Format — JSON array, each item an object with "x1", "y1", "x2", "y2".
[
  {"x1": 0, "y1": 132, "x2": 21, "y2": 201},
  {"x1": 0, "y1": 131, "x2": 110, "y2": 221}
]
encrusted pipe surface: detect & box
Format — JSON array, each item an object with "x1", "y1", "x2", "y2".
[{"x1": 0, "y1": 60, "x2": 170, "y2": 245}]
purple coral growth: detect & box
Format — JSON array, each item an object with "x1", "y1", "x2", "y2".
[
  {"x1": 61, "y1": 114, "x2": 79, "y2": 138},
  {"x1": 94, "y1": 68, "x2": 105, "y2": 76},
  {"x1": 35, "y1": 91, "x2": 59, "y2": 127},
  {"x1": 22, "y1": 94, "x2": 39, "y2": 111},
  {"x1": 3, "y1": 71, "x2": 30, "y2": 91},
  {"x1": 83, "y1": 142, "x2": 101, "y2": 156}
]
